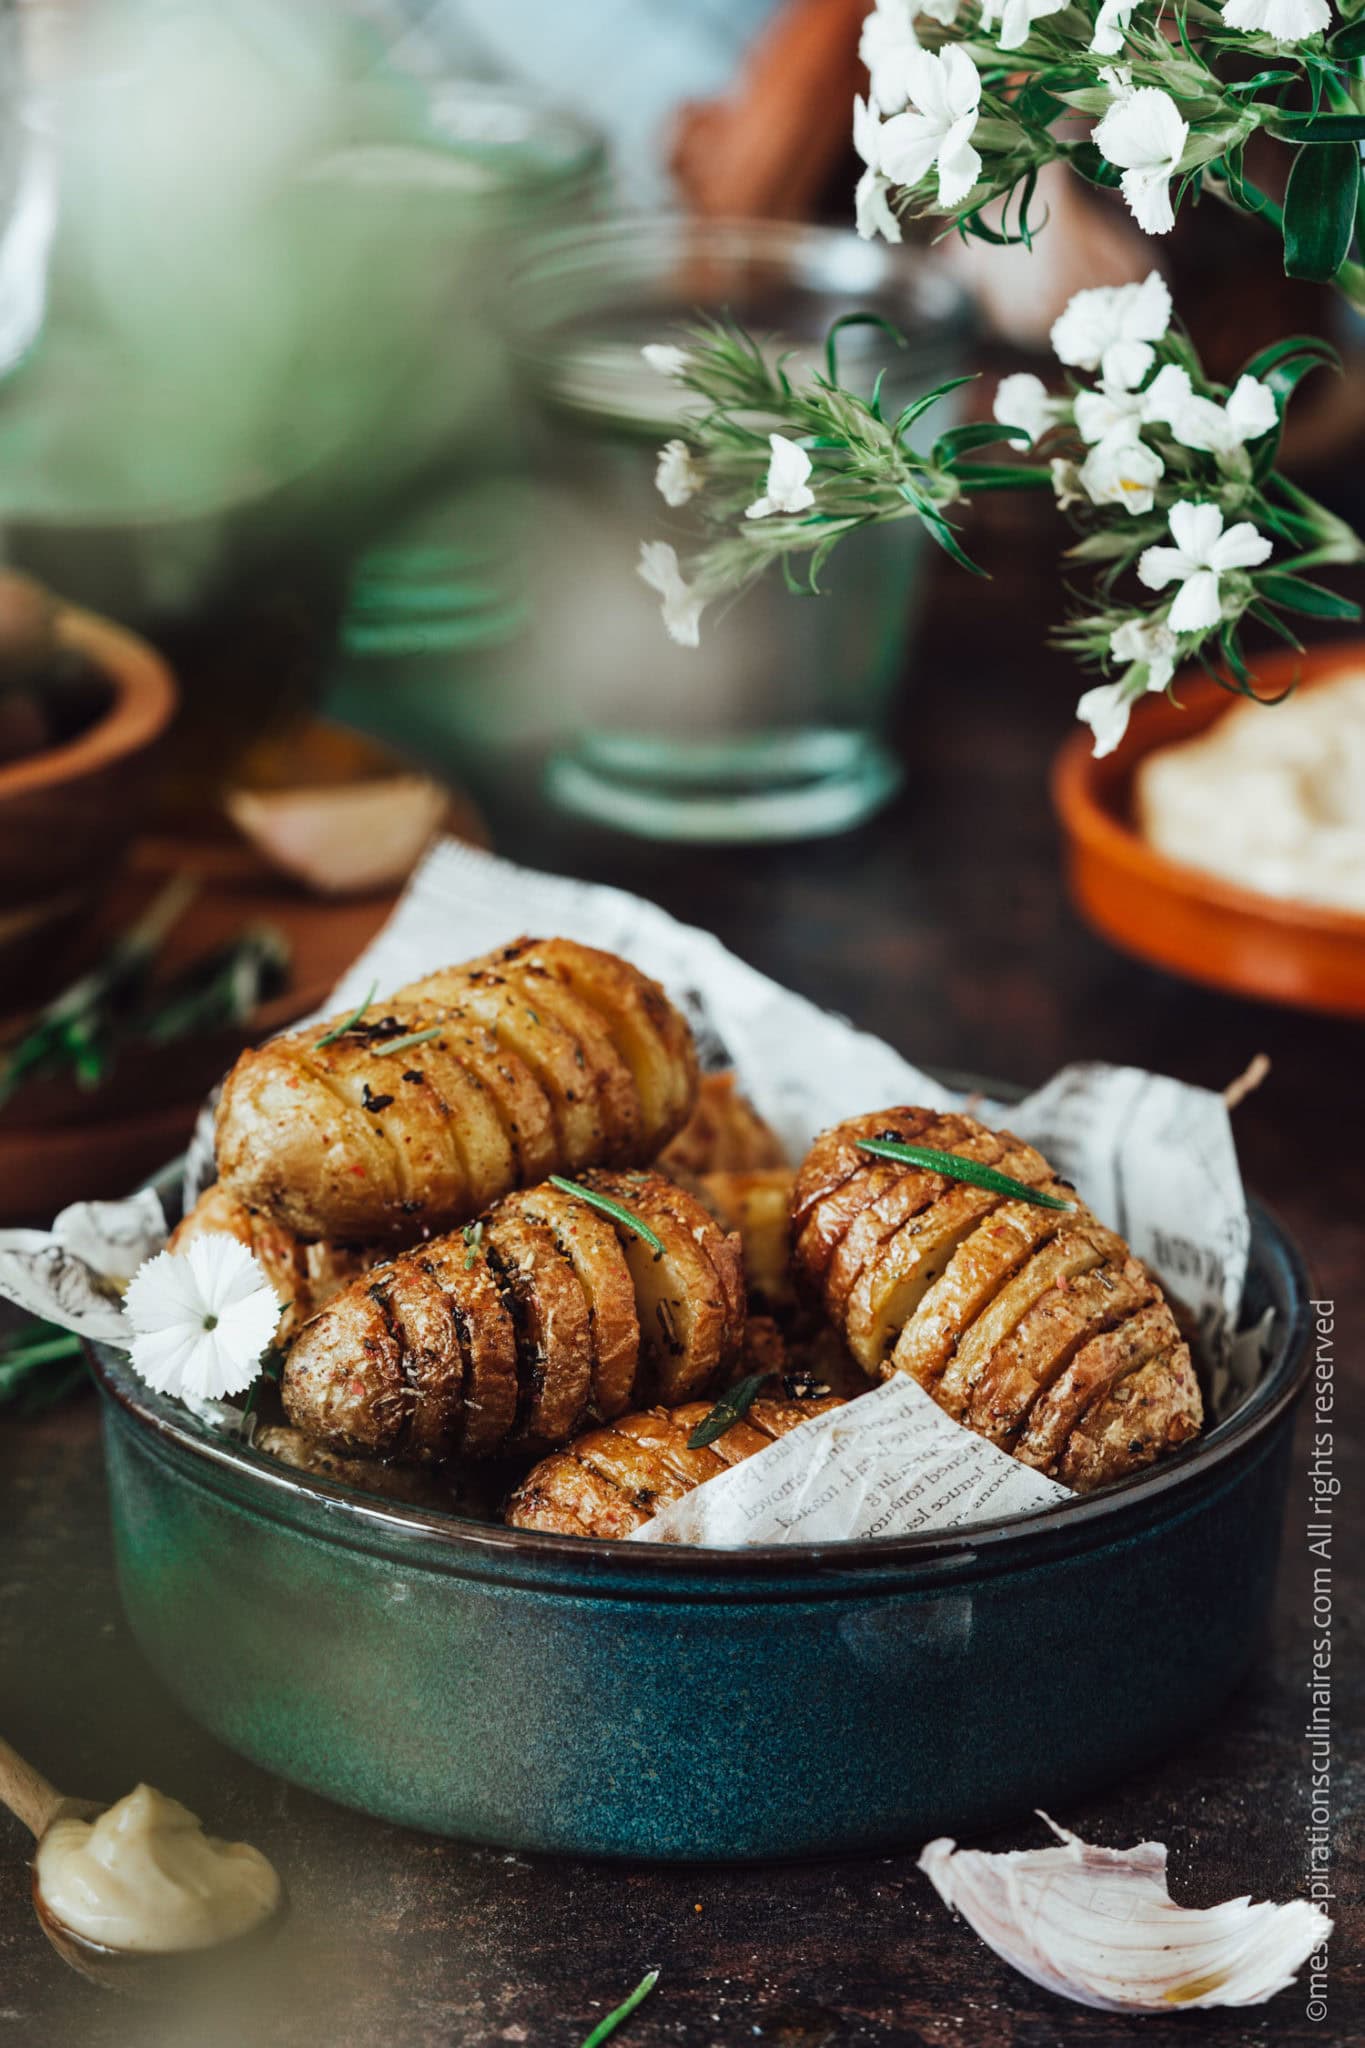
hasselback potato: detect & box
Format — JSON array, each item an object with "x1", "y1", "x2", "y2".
[
  {"x1": 791, "y1": 1108, "x2": 1203, "y2": 1490},
  {"x1": 282, "y1": 1170, "x2": 745, "y2": 1462},
  {"x1": 170, "y1": 1186, "x2": 377, "y2": 1341},
  {"x1": 505, "y1": 1393, "x2": 845, "y2": 1538},
  {"x1": 215, "y1": 937, "x2": 699, "y2": 1241}
]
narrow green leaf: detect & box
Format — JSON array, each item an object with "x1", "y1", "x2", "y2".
[
  {"x1": 372, "y1": 1025, "x2": 443, "y2": 1058},
  {"x1": 1269, "y1": 112, "x2": 1365, "y2": 143},
  {"x1": 824, "y1": 311, "x2": 906, "y2": 386},
  {"x1": 548, "y1": 1177, "x2": 666, "y2": 1258},
  {"x1": 687, "y1": 1374, "x2": 769, "y2": 1449},
  {"x1": 856, "y1": 1138, "x2": 1076, "y2": 1211},
  {"x1": 932, "y1": 420, "x2": 1032, "y2": 464},
  {"x1": 1254, "y1": 570, "x2": 1362, "y2": 619},
  {"x1": 1282, "y1": 143, "x2": 1360, "y2": 279},
  {"x1": 314, "y1": 982, "x2": 379, "y2": 1051},
  {"x1": 921, "y1": 509, "x2": 987, "y2": 577},
  {"x1": 1331, "y1": 16, "x2": 1365, "y2": 53},
  {"x1": 892, "y1": 374, "x2": 976, "y2": 440}
]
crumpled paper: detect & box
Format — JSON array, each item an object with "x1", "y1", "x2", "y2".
[{"x1": 0, "y1": 837, "x2": 1257, "y2": 1544}]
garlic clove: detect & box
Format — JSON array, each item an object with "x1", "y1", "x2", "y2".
[{"x1": 918, "y1": 1812, "x2": 1332, "y2": 2013}]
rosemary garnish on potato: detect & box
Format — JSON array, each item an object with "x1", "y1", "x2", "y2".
[
  {"x1": 548, "y1": 1177, "x2": 665, "y2": 1258},
  {"x1": 313, "y1": 982, "x2": 378, "y2": 1051},
  {"x1": 462, "y1": 1221, "x2": 483, "y2": 1270},
  {"x1": 580, "y1": 1970, "x2": 659, "y2": 2048},
  {"x1": 687, "y1": 1372, "x2": 767, "y2": 1449},
  {"x1": 372, "y1": 1025, "x2": 443, "y2": 1059},
  {"x1": 857, "y1": 1138, "x2": 1075, "y2": 1212}
]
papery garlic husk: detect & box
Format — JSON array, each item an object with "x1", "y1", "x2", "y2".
[{"x1": 919, "y1": 1813, "x2": 1332, "y2": 2012}]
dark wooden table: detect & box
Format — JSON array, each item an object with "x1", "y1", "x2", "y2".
[{"x1": 3, "y1": 526, "x2": 1361, "y2": 2047}]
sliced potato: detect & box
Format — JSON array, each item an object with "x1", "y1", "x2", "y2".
[
  {"x1": 499, "y1": 964, "x2": 644, "y2": 1159},
  {"x1": 1055, "y1": 1341, "x2": 1202, "y2": 1489},
  {"x1": 583, "y1": 1170, "x2": 733, "y2": 1404},
  {"x1": 282, "y1": 1280, "x2": 408, "y2": 1458},
  {"x1": 696, "y1": 1168, "x2": 796, "y2": 1312},
  {"x1": 415, "y1": 1235, "x2": 519, "y2": 1457},
  {"x1": 891, "y1": 1201, "x2": 1069, "y2": 1392},
  {"x1": 511, "y1": 1182, "x2": 641, "y2": 1420},
  {"x1": 930, "y1": 1221, "x2": 1124, "y2": 1421},
  {"x1": 502, "y1": 1450, "x2": 649, "y2": 1539},
  {"x1": 484, "y1": 1209, "x2": 594, "y2": 1446},
  {"x1": 964, "y1": 1255, "x2": 1156, "y2": 1448},
  {"x1": 417, "y1": 1010, "x2": 558, "y2": 1183},
  {"x1": 571, "y1": 1422, "x2": 694, "y2": 1516},
  {"x1": 790, "y1": 1107, "x2": 938, "y2": 1239},
  {"x1": 368, "y1": 1257, "x2": 469, "y2": 1463},
  {"x1": 1014, "y1": 1299, "x2": 1179, "y2": 1472}
]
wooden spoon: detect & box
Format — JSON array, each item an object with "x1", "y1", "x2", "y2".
[{"x1": 0, "y1": 1734, "x2": 286, "y2": 1993}]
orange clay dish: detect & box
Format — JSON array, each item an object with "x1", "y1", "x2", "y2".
[{"x1": 1052, "y1": 640, "x2": 1365, "y2": 1018}]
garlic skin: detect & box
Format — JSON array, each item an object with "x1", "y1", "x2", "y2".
[{"x1": 919, "y1": 1813, "x2": 1332, "y2": 2013}]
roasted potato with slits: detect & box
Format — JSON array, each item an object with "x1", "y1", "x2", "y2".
[
  {"x1": 790, "y1": 1108, "x2": 1203, "y2": 1491},
  {"x1": 281, "y1": 1170, "x2": 745, "y2": 1462},
  {"x1": 170, "y1": 1185, "x2": 377, "y2": 1341},
  {"x1": 215, "y1": 937, "x2": 699, "y2": 1242},
  {"x1": 505, "y1": 1393, "x2": 845, "y2": 1539}
]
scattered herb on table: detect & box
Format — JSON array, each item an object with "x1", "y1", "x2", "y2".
[
  {"x1": 579, "y1": 1970, "x2": 659, "y2": 2048},
  {"x1": 548, "y1": 1177, "x2": 665, "y2": 1259},
  {"x1": 856, "y1": 1139, "x2": 1075, "y2": 1213},
  {"x1": 687, "y1": 1372, "x2": 768, "y2": 1450}
]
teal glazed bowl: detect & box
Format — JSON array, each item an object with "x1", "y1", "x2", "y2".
[{"x1": 92, "y1": 1199, "x2": 1309, "y2": 1861}]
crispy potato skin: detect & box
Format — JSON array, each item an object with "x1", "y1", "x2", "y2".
[
  {"x1": 282, "y1": 1171, "x2": 744, "y2": 1461},
  {"x1": 170, "y1": 1186, "x2": 377, "y2": 1341},
  {"x1": 660, "y1": 1072, "x2": 787, "y2": 1178},
  {"x1": 791, "y1": 1107, "x2": 1202, "y2": 1491},
  {"x1": 505, "y1": 1394, "x2": 844, "y2": 1538},
  {"x1": 215, "y1": 938, "x2": 698, "y2": 1241}
]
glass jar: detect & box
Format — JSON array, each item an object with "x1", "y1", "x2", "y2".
[{"x1": 491, "y1": 216, "x2": 973, "y2": 842}]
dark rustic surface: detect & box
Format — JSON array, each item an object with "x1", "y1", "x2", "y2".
[{"x1": 2, "y1": 520, "x2": 1361, "y2": 2048}]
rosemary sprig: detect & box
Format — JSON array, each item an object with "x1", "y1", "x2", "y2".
[
  {"x1": 548, "y1": 1177, "x2": 665, "y2": 1258},
  {"x1": 857, "y1": 1138, "x2": 1076, "y2": 1212},
  {"x1": 314, "y1": 981, "x2": 378, "y2": 1051},
  {"x1": 687, "y1": 1372, "x2": 768, "y2": 1449},
  {"x1": 373, "y1": 1025, "x2": 443, "y2": 1059},
  {"x1": 462, "y1": 1221, "x2": 484, "y2": 1269},
  {"x1": 580, "y1": 1971, "x2": 659, "y2": 2048}
]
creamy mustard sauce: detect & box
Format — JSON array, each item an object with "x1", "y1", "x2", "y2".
[
  {"x1": 33, "y1": 1784, "x2": 279, "y2": 1953},
  {"x1": 1137, "y1": 671, "x2": 1365, "y2": 915}
]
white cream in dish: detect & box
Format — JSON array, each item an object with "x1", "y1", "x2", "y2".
[
  {"x1": 1136, "y1": 670, "x2": 1365, "y2": 915},
  {"x1": 33, "y1": 1784, "x2": 279, "y2": 1953}
]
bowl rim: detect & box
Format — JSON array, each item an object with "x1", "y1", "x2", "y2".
[
  {"x1": 90, "y1": 1193, "x2": 1312, "y2": 1581},
  {"x1": 0, "y1": 605, "x2": 176, "y2": 801},
  {"x1": 1052, "y1": 638, "x2": 1365, "y2": 941}
]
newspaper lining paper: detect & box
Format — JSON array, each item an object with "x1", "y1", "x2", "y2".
[{"x1": 0, "y1": 838, "x2": 1255, "y2": 1546}]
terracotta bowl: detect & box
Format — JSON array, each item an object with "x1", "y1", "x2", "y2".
[
  {"x1": 0, "y1": 606, "x2": 177, "y2": 982},
  {"x1": 1052, "y1": 640, "x2": 1365, "y2": 1017}
]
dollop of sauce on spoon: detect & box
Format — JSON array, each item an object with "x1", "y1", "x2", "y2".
[{"x1": 33, "y1": 1784, "x2": 279, "y2": 1953}]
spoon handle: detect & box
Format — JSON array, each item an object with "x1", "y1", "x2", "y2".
[{"x1": 0, "y1": 1735, "x2": 65, "y2": 1840}]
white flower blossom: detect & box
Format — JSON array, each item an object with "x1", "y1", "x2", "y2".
[
  {"x1": 638, "y1": 541, "x2": 706, "y2": 646},
  {"x1": 993, "y1": 372, "x2": 1067, "y2": 442},
  {"x1": 642, "y1": 344, "x2": 688, "y2": 379},
  {"x1": 981, "y1": 0, "x2": 1067, "y2": 48},
  {"x1": 920, "y1": 0, "x2": 963, "y2": 20},
  {"x1": 1074, "y1": 381, "x2": 1147, "y2": 446},
  {"x1": 655, "y1": 440, "x2": 702, "y2": 507},
  {"x1": 1079, "y1": 433, "x2": 1164, "y2": 514},
  {"x1": 1078, "y1": 617, "x2": 1179, "y2": 754},
  {"x1": 124, "y1": 1236, "x2": 280, "y2": 1402},
  {"x1": 1112, "y1": 613, "x2": 1179, "y2": 688},
  {"x1": 1143, "y1": 365, "x2": 1278, "y2": 455},
  {"x1": 1050, "y1": 271, "x2": 1171, "y2": 384},
  {"x1": 1093, "y1": 87, "x2": 1189, "y2": 236},
  {"x1": 1138, "y1": 500, "x2": 1273, "y2": 630},
  {"x1": 1051, "y1": 457, "x2": 1086, "y2": 508},
  {"x1": 860, "y1": 0, "x2": 920, "y2": 114},
  {"x1": 879, "y1": 46, "x2": 983, "y2": 209},
  {"x1": 1221, "y1": 0, "x2": 1330, "y2": 38},
  {"x1": 854, "y1": 95, "x2": 902, "y2": 242},
  {"x1": 746, "y1": 433, "x2": 816, "y2": 519},
  {"x1": 1091, "y1": 0, "x2": 1135, "y2": 52}
]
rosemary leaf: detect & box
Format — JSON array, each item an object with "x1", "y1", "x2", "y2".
[
  {"x1": 462, "y1": 1220, "x2": 484, "y2": 1270},
  {"x1": 372, "y1": 1025, "x2": 443, "y2": 1059},
  {"x1": 687, "y1": 1372, "x2": 768, "y2": 1449},
  {"x1": 580, "y1": 1971, "x2": 659, "y2": 2048},
  {"x1": 548, "y1": 1177, "x2": 665, "y2": 1258},
  {"x1": 314, "y1": 982, "x2": 379, "y2": 1051},
  {"x1": 856, "y1": 1138, "x2": 1076, "y2": 1212}
]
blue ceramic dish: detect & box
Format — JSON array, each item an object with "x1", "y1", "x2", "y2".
[{"x1": 91, "y1": 1197, "x2": 1309, "y2": 1861}]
